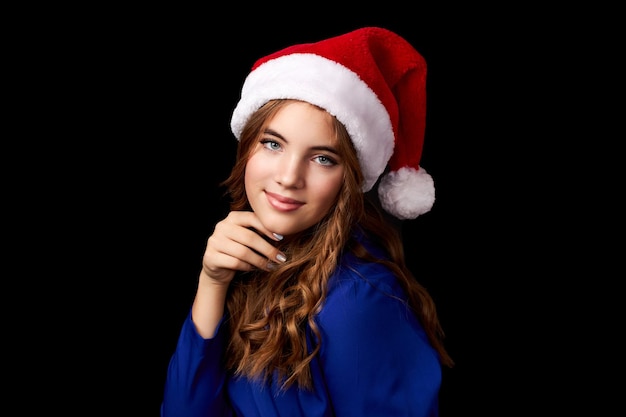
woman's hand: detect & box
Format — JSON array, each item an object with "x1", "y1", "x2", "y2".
[
  {"x1": 201, "y1": 211, "x2": 286, "y2": 286},
  {"x1": 192, "y1": 211, "x2": 286, "y2": 338}
]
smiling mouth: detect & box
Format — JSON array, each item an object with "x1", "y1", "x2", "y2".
[{"x1": 265, "y1": 191, "x2": 304, "y2": 211}]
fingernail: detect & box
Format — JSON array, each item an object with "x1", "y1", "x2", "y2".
[
  {"x1": 267, "y1": 261, "x2": 277, "y2": 271},
  {"x1": 273, "y1": 233, "x2": 283, "y2": 240},
  {"x1": 276, "y1": 252, "x2": 287, "y2": 262}
]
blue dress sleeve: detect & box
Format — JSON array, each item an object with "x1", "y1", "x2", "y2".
[
  {"x1": 315, "y1": 259, "x2": 442, "y2": 417},
  {"x1": 161, "y1": 310, "x2": 234, "y2": 417}
]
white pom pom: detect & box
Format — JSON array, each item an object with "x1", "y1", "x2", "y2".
[{"x1": 377, "y1": 166, "x2": 435, "y2": 220}]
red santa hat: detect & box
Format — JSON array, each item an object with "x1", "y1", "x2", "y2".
[{"x1": 231, "y1": 27, "x2": 434, "y2": 220}]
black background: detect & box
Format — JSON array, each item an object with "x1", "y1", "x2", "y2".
[{"x1": 17, "y1": 6, "x2": 614, "y2": 416}]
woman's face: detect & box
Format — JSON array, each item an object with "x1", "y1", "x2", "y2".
[{"x1": 245, "y1": 101, "x2": 345, "y2": 237}]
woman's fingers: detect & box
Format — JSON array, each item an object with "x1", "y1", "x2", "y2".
[
  {"x1": 223, "y1": 212, "x2": 287, "y2": 264},
  {"x1": 203, "y1": 212, "x2": 287, "y2": 281}
]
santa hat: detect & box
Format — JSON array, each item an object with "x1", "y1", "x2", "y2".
[{"x1": 231, "y1": 27, "x2": 434, "y2": 220}]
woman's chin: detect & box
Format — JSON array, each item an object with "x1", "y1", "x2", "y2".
[{"x1": 257, "y1": 216, "x2": 311, "y2": 238}]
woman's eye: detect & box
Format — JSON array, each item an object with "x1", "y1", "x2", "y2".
[
  {"x1": 260, "y1": 140, "x2": 281, "y2": 151},
  {"x1": 314, "y1": 155, "x2": 337, "y2": 166}
]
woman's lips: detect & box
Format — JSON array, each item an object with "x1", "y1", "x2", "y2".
[{"x1": 265, "y1": 191, "x2": 304, "y2": 212}]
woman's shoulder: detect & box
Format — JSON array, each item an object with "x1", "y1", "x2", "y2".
[
  {"x1": 328, "y1": 235, "x2": 399, "y2": 296},
  {"x1": 319, "y1": 237, "x2": 417, "y2": 331},
  {"x1": 331, "y1": 253, "x2": 392, "y2": 287}
]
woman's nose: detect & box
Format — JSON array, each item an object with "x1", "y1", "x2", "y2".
[{"x1": 275, "y1": 157, "x2": 305, "y2": 189}]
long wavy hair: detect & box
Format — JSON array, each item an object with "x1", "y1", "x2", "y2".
[{"x1": 221, "y1": 99, "x2": 453, "y2": 391}]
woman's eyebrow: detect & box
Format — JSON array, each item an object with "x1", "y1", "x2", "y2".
[
  {"x1": 263, "y1": 128, "x2": 284, "y2": 140},
  {"x1": 310, "y1": 145, "x2": 339, "y2": 155},
  {"x1": 263, "y1": 128, "x2": 340, "y2": 155}
]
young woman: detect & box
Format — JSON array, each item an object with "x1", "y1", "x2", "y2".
[{"x1": 161, "y1": 27, "x2": 453, "y2": 417}]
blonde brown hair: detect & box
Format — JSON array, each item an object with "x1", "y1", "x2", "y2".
[{"x1": 222, "y1": 99, "x2": 453, "y2": 390}]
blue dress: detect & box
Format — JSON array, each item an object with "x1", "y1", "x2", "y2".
[{"x1": 161, "y1": 240, "x2": 442, "y2": 417}]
